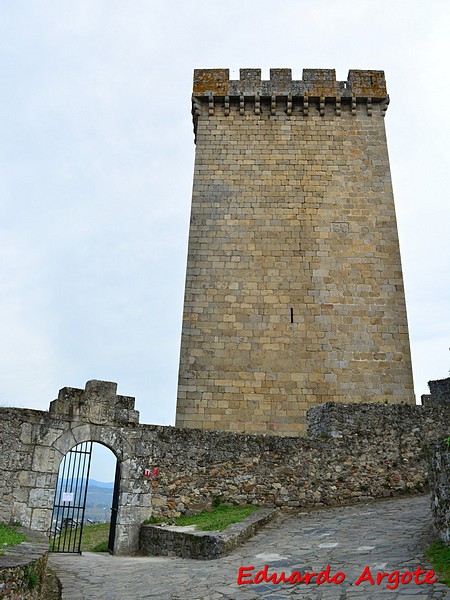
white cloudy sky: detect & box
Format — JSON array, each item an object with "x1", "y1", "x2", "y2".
[{"x1": 1, "y1": 0, "x2": 449, "y2": 449}]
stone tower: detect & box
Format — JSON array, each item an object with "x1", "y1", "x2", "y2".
[{"x1": 176, "y1": 68, "x2": 415, "y2": 436}]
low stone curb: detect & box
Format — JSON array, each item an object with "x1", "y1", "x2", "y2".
[
  {"x1": 0, "y1": 528, "x2": 49, "y2": 599},
  {"x1": 139, "y1": 507, "x2": 277, "y2": 560}
]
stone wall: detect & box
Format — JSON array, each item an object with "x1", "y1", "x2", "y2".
[
  {"x1": 429, "y1": 441, "x2": 450, "y2": 545},
  {"x1": 176, "y1": 67, "x2": 415, "y2": 436},
  {"x1": 0, "y1": 381, "x2": 448, "y2": 555},
  {"x1": 0, "y1": 529, "x2": 48, "y2": 600},
  {"x1": 306, "y1": 401, "x2": 448, "y2": 440},
  {"x1": 147, "y1": 404, "x2": 449, "y2": 516},
  {"x1": 422, "y1": 377, "x2": 450, "y2": 407},
  {"x1": 139, "y1": 508, "x2": 276, "y2": 560}
]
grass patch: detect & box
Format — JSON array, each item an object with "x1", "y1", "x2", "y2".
[
  {"x1": 0, "y1": 524, "x2": 27, "y2": 554},
  {"x1": 144, "y1": 504, "x2": 259, "y2": 532},
  {"x1": 90, "y1": 539, "x2": 109, "y2": 552},
  {"x1": 51, "y1": 522, "x2": 110, "y2": 553},
  {"x1": 80, "y1": 522, "x2": 110, "y2": 552},
  {"x1": 426, "y1": 540, "x2": 450, "y2": 586}
]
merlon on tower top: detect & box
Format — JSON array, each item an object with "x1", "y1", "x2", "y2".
[{"x1": 193, "y1": 68, "x2": 388, "y2": 99}]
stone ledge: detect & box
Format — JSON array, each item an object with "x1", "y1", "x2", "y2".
[
  {"x1": 139, "y1": 507, "x2": 277, "y2": 560},
  {"x1": 0, "y1": 528, "x2": 48, "y2": 599}
]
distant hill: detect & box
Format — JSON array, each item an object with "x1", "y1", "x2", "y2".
[
  {"x1": 86, "y1": 480, "x2": 114, "y2": 522},
  {"x1": 56, "y1": 478, "x2": 113, "y2": 489},
  {"x1": 54, "y1": 478, "x2": 114, "y2": 523},
  {"x1": 89, "y1": 479, "x2": 113, "y2": 489}
]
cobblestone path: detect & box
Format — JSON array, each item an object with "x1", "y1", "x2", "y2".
[{"x1": 49, "y1": 495, "x2": 449, "y2": 599}]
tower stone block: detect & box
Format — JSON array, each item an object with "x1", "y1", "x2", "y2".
[{"x1": 176, "y1": 68, "x2": 415, "y2": 436}]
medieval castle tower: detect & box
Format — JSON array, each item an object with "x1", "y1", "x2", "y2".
[{"x1": 176, "y1": 68, "x2": 415, "y2": 436}]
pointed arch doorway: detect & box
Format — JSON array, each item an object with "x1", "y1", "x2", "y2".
[{"x1": 49, "y1": 441, "x2": 120, "y2": 554}]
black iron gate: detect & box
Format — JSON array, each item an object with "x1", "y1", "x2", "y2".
[
  {"x1": 107, "y1": 460, "x2": 120, "y2": 553},
  {"x1": 49, "y1": 441, "x2": 93, "y2": 553}
]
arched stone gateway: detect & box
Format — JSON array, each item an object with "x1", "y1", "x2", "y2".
[
  {"x1": 0, "y1": 380, "x2": 150, "y2": 555},
  {"x1": 0, "y1": 379, "x2": 449, "y2": 555},
  {"x1": 43, "y1": 381, "x2": 152, "y2": 555}
]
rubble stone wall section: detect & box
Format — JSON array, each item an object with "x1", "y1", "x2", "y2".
[
  {"x1": 422, "y1": 377, "x2": 450, "y2": 407},
  {"x1": 306, "y1": 402, "x2": 448, "y2": 439},
  {"x1": 429, "y1": 441, "x2": 450, "y2": 545}
]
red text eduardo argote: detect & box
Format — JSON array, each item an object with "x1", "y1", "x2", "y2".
[{"x1": 237, "y1": 564, "x2": 438, "y2": 590}]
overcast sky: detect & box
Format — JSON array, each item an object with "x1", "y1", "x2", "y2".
[{"x1": 1, "y1": 1, "x2": 449, "y2": 480}]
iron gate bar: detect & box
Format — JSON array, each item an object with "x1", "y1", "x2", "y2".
[
  {"x1": 51, "y1": 441, "x2": 75, "y2": 552},
  {"x1": 108, "y1": 460, "x2": 120, "y2": 553},
  {"x1": 76, "y1": 441, "x2": 92, "y2": 553},
  {"x1": 70, "y1": 441, "x2": 88, "y2": 551},
  {"x1": 50, "y1": 441, "x2": 93, "y2": 553},
  {"x1": 63, "y1": 442, "x2": 83, "y2": 552},
  {"x1": 62, "y1": 443, "x2": 78, "y2": 552}
]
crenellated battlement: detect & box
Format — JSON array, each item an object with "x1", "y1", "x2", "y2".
[
  {"x1": 193, "y1": 68, "x2": 387, "y2": 98},
  {"x1": 191, "y1": 68, "x2": 389, "y2": 137}
]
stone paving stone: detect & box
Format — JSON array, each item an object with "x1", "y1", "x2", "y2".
[{"x1": 49, "y1": 495, "x2": 450, "y2": 599}]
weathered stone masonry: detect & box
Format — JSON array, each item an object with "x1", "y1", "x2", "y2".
[
  {"x1": 0, "y1": 381, "x2": 448, "y2": 555},
  {"x1": 176, "y1": 68, "x2": 415, "y2": 436},
  {"x1": 0, "y1": 529, "x2": 49, "y2": 600},
  {"x1": 429, "y1": 441, "x2": 450, "y2": 545},
  {"x1": 426, "y1": 378, "x2": 450, "y2": 544},
  {"x1": 422, "y1": 376, "x2": 450, "y2": 407}
]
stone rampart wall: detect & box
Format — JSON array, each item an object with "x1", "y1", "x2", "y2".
[
  {"x1": 428, "y1": 378, "x2": 450, "y2": 404},
  {"x1": 429, "y1": 441, "x2": 450, "y2": 545},
  {"x1": 146, "y1": 404, "x2": 449, "y2": 516},
  {"x1": 1, "y1": 380, "x2": 449, "y2": 554},
  {"x1": 306, "y1": 402, "x2": 448, "y2": 439},
  {"x1": 422, "y1": 376, "x2": 450, "y2": 407}
]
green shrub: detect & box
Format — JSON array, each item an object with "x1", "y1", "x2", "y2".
[{"x1": 24, "y1": 564, "x2": 39, "y2": 590}]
